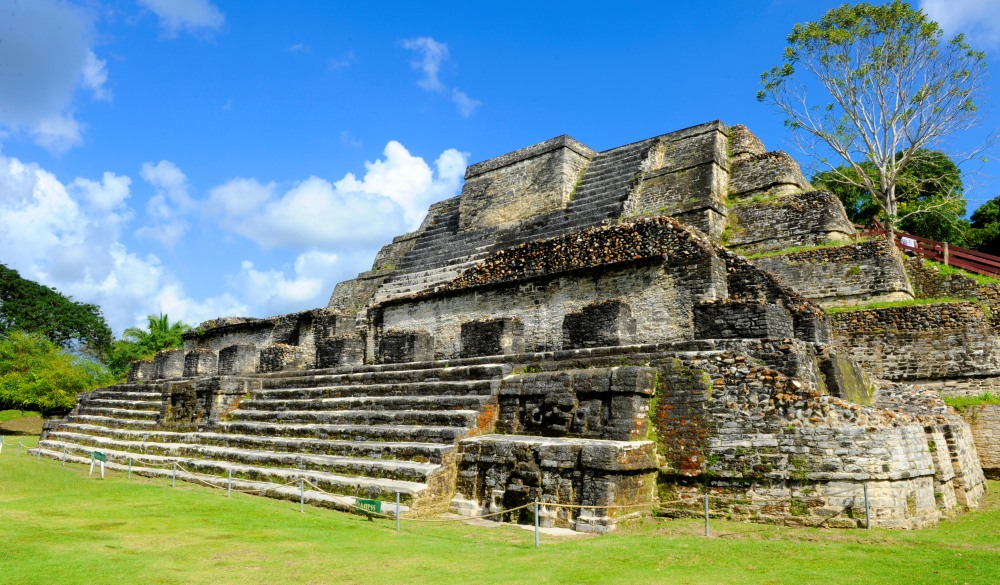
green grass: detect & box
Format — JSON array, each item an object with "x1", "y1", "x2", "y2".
[
  {"x1": 3, "y1": 437, "x2": 1000, "y2": 584},
  {"x1": 744, "y1": 239, "x2": 867, "y2": 259},
  {"x1": 922, "y1": 259, "x2": 1000, "y2": 286},
  {"x1": 943, "y1": 392, "x2": 1000, "y2": 409},
  {"x1": 825, "y1": 297, "x2": 974, "y2": 314},
  {"x1": 0, "y1": 409, "x2": 41, "y2": 423}
]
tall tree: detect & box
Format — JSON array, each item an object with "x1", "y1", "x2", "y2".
[
  {"x1": 0, "y1": 264, "x2": 113, "y2": 355},
  {"x1": 758, "y1": 1, "x2": 990, "y2": 239}
]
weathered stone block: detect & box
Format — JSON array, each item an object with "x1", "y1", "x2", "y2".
[
  {"x1": 183, "y1": 349, "x2": 218, "y2": 378},
  {"x1": 727, "y1": 190, "x2": 854, "y2": 253},
  {"x1": 313, "y1": 311, "x2": 356, "y2": 339},
  {"x1": 459, "y1": 135, "x2": 594, "y2": 231},
  {"x1": 218, "y1": 344, "x2": 258, "y2": 375},
  {"x1": 461, "y1": 318, "x2": 524, "y2": 358},
  {"x1": 258, "y1": 344, "x2": 309, "y2": 373},
  {"x1": 377, "y1": 330, "x2": 433, "y2": 364},
  {"x1": 315, "y1": 336, "x2": 364, "y2": 368},
  {"x1": 831, "y1": 302, "x2": 1000, "y2": 383},
  {"x1": 730, "y1": 150, "x2": 810, "y2": 198},
  {"x1": 127, "y1": 360, "x2": 154, "y2": 383},
  {"x1": 497, "y1": 366, "x2": 657, "y2": 440},
  {"x1": 153, "y1": 349, "x2": 185, "y2": 380},
  {"x1": 728, "y1": 124, "x2": 766, "y2": 163},
  {"x1": 452, "y1": 435, "x2": 657, "y2": 532},
  {"x1": 563, "y1": 300, "x2": 636, "y2": 349},
  {"x1": 694, "y1": 301, "x2": 794, "y2": 339},
  {"x1": 752, "y1": 240, "x2": 913, "y2": 307}
]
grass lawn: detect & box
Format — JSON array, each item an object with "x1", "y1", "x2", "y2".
[{"x1": 2, "y1": 436, "x2": 999, "y2": 585}]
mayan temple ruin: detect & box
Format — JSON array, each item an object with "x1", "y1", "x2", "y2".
[{"x1": 36, "y1": 120, "x2": 1000, "y2": 530}]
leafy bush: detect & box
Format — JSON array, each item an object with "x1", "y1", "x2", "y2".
[{"x1": 0, "y1": 331, "x2": 114, "y2": 415}]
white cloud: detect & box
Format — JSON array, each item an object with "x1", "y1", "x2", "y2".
[
  {"x1": 0, "y1": 151, "x2": 248, "y2": 334},
  {"x1": 402, "y1": 37, "x2": 449, "y2": 91},
  {"x1": 402, "y1": 36, "x2": 480, "y2": 117},
  {"x1": 82, "y1": 50, "x2": 112, "y2": 102},
  {"x1": 136, "y1": 160, "x2": 195, "y2": 246},
  {"x1": 329, "y1": 51, "x2": 356, "y2": 71},
  {"x1": 339, "y1": 131, "x2": 363, "y2": 148},
  {"x1": 29, "y1": 114, "x2": 85, "y2": 154},
  {"x1": 921, "y1": 0, "x2": 1000, "y2": 48},
  {"x1": 208, "y1": 141, "x2": 467, "y2": 248},
  {"x1": 0, "y1": 0, "x2": 106, "y2": 153},
  {"x1": 450, "y1": 89, "x2": 481, "y2": 118},
  {"x1": 228, "y1": 251, "x2": 340, "y2": 315},
  {"x1": 137, "y1": 0, "x2": 225, "y2": 37}
]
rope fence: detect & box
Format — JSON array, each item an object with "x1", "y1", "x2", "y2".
[{"x1": 8, "y1": 441, "x2": 881, "y2": 546}]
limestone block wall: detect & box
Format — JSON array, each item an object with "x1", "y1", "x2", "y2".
[
  {"x1": 727, "y1": 191, "x2": 855, "y2": 253},
  {"x1": 495, "y1": 367, "x2": 656, "y2": 441},
  {"x1": 453, "y1": 436, "x2": 657, "y2": 532},
  {"x1": 962, "y1": 404, "x2": 1000, "y2": 478},
  {"x1": 751, "y1": 240, "x2": 913, "y2": 307},
  {"x1": 458, "y1": 135, "x2": 594, "y2": 231},
  {"x1": 729, "y1": 150, "x2": 811, "y2": 199},
  {"x1": 377, "y1": 262, "x2": 715, "y2": 359},
  {"x1": 831, "y1": 302, "x2": 1000, "y2": 390},
  {"x1": 649, "y1": 352, "x2": 967, "y2": 528},
  {"x1": 369, "y1": 218, "x2": 734, "y2": 361},
  {"x1": 626, "y1": 123, "x2": 730, "y2": 240},
  {"x1": 905, "y1": 257, "x2": 1000, "y2": 326}
]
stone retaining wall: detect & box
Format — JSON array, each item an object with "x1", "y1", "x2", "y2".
[
  {"x1": 650, "y1": 352, "x2": 980, "y2": 528},
  {"x1": 961, "y1": 404, "x2": 1000, "y2": 479},
  {"x1": 830, "y1": 302, "x2": 1000, "y2": 387},
  {"x1": 727, "y1": 191, "x2": 854, "y2": 253},
  {"x1": 751, "y1": 240, "x2": 913, "y2": 307},
  {"x1": 905, "y1": 256, "x2": 1000, "y2": 326}
]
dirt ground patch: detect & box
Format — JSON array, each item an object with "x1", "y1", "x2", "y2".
[{"x1": 0, "y1": 416, "x2": 44, "y2": 435}]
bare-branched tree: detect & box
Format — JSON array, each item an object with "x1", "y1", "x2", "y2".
[{"x1": 758, "y1": 0, "x2": 990, "y2": 240}]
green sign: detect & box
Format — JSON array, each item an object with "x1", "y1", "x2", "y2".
[
  {"x1": 356, "y1": 499, "x2": 381, "y2": 514},
  {"x1": 92, "y1": 451, "x2": 107, "y2": 462}
]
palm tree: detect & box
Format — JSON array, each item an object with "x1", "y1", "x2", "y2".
[{"x1": 122, "y1": 313, "x2": 191, "y2": 355}]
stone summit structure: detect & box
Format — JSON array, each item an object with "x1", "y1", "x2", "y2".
[{"x1": 37, "y1": 121, "x2": 993, "y2": 530}]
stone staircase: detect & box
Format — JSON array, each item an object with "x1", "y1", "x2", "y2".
[
  {"x1": 383, "y1": 137, "x2": 658, "y2": 285},
  {"x1": 37, "y1": 363, "x2": 511, "y2": 512}
]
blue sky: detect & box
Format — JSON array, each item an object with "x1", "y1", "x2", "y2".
[{"x1": 1, "y1": 0, "x2": 999, "y2": 335}]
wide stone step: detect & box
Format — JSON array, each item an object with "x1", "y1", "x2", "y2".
[
  {"x1": 260, "y1": 364, "x2": 510, "y2": 389},
  {"x1": 76, "y1": 406, "x2": 160, "y2": 420},
  {"x1": 241, "y1": 394, "x2": 490, "y2": 413},
  {"x1": 41, "y1": 436, "x2": 440, "y2": 483},
  {"x1": 69, "y1": 414, "x2": 158, "y2": 429},
  {"x1": 216, "y1": 420, "x2": 467, "y2": 443},
  {"x1": 89, "y1": 390, "x2": 163, "y2": 401},
  {"x1": 55, "y1": 424, "x2": 451, "y2": 463},
  {"x1": 228, "y1": 409, "x2": 478, "y2": 427},
  {"x1": 255, "y1": 380, "x2": 498, "y2": 400},
  {"x1": 34, "y1": 445, "x2": 427, "y2": 504},
  {"x1": 85, "y1": 398, "x2": 162, "y2": 411}
]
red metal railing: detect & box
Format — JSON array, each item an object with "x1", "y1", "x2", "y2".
[{"x1": 856, "y1": 220, "x2": 1000, "y2": 278}]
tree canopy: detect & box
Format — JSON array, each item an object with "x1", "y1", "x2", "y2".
[
  {"x1": 0, "y1": 264, "x2": 113, "y2": 355},
  {"x1": 814, "y1": 149, "x2": 969, "y2": 244},
  {"x1": 0, "y1": 331, "x2": 114, "y2": 415},
  {"x1": 759, "y1": 1, "x2": 989, "y2": 238}
]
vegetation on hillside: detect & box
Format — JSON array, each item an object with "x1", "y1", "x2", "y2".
[{"x1": 0, "y1": 331, "x2": 113, "y2": 415}]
